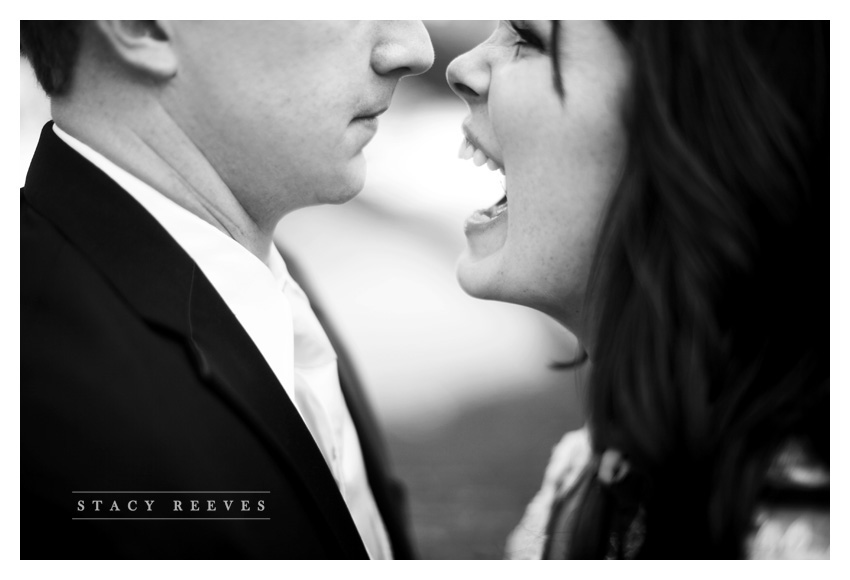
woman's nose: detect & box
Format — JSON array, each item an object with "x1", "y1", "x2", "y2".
[
  {"x1": 446, "y1": 48, "x2": 489, "y2": 104},
  {"x1": 371, "y1": 21, "x2": 434, "y2": 78}
]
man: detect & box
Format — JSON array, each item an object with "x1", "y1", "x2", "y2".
[{"x1": 21, "y1": 21, "x2": 433, "y2": 559}]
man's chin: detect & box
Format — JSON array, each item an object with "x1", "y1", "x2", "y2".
[
  {"x1": 321, "y1": 185, "x2": 364, "y2": 206},
  {"x1": 320, "y1": 156, "x2": 367, "y2": 205}
]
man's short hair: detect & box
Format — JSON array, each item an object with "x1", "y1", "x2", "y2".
[{"x1": 21, "y1": 21, "x2": 83, "y2": 96}]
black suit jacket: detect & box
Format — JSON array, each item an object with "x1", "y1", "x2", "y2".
[{"x1": 21, "y1": 123, "x2": 414, "y2": 559}]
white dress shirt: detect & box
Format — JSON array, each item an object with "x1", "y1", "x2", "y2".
[{"x1": 54, "y1": 124, "x2": 393, "y2": 559}]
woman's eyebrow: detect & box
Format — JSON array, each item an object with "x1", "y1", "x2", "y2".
[{"x1": 551, "y1": 21, "x2": 565, "y2": 100}]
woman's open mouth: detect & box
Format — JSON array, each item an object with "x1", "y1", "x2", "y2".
[
  {"x1": 465, "y1": 192, "x2": 507, "y2": 229},
  {"x1": 458, "y1": 136, "x2": 508, "y2": 236}
]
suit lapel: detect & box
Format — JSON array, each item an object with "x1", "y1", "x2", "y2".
[
  {"x1": 185, "y1": 270, "x2": 367, "y2": 556},
  {"x1": 280, "y1": 250, "x2": 416, "y2": 559},
  {"x1": 23, "y1": 123, "x2": 368, "y2": 558}
]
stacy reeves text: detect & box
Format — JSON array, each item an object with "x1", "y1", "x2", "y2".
[{"x1": 71, "y1": 491, "x2": 270, "y2": 520}]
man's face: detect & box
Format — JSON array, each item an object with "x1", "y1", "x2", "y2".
[{"x1": 165, "y1": 21, "x2": 433, "y2": 229}]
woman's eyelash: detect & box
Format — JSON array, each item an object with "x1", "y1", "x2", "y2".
[{"x1": 510, "y1": 22, "x2": 545, "y2": 52}]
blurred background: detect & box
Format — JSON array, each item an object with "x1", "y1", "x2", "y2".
[{"x1": 20, "y1": 21, "x2": 587, "y2": 559}]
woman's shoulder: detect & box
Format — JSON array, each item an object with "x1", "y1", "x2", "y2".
[
  {"x1": 746, "y1": 504, "x2": 829, "y2": 559},
  {"x1": 507, "y1": 429, "x2": 830, "y2": 559},
  {"x1": 746, "y1": 438, "x2": 830, "y2": 559},
  {"x1": 505, "y1": 427, "x2": 592, "y2": 559}
]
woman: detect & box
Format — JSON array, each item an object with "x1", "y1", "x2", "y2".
[{"x1": 447, "y1": 21, "x2": 828, "y2": 559}]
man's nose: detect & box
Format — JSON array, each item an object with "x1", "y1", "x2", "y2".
[
  {"x1": 372, "y1": 20, "x2": 434, "y2": 78},
  {"x1": 446, "y1": 47, "x2": 488, "y2": 105}
]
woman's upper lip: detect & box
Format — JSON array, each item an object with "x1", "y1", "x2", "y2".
[{"x1": 462, "y1": 123, "x2": 503, "y2": 167}]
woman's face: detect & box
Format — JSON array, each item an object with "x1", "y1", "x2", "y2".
[{"x1": 447, "y1": 21, "x2": 630, "y2": 335}]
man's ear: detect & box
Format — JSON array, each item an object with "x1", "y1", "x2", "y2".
[{"x1": 92, "y1": 21, "x2": 177, "y2": 81}]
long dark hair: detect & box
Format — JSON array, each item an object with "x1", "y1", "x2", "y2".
[{"x1": 552, "y1": 21, "x2": 828, "y2": 558}]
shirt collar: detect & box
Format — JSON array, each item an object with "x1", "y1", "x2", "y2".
[{"x1": 52, "y1": 123, "x2": 293, "y2": 290}]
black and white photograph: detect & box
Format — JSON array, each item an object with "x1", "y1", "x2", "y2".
[{"x1": 18, "y1": 17, "x2": 831, "y2": 563}]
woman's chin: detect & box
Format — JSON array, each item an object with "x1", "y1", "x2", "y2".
[
  {"x1": 456, "y1": 246, "x2": 506, "y2": 301},
  {"x1": 457, "y1": 243, "x2": 582, "y2": 335}
]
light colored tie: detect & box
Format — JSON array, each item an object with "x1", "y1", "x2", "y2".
[{"x1": 279, "y1": 275, "x2": 394, "y2": 560}]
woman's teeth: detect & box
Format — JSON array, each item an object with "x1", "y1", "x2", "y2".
[
  {"x1": 458, "y1": 136, "x2": 508, "y2": 225},
  {"x1": 458, "y1": 137, "x2": 505, "y2": 175}
]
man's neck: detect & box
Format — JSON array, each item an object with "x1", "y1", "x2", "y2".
[{"x1": 52, "y1": 100, "x2": 274, "y2": 265}]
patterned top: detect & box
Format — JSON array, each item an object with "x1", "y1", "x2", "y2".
[{"x1": 505, "y1": 427, "x2": 829, "y2": 559}]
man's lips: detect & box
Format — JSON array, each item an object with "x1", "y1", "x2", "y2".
[{"x1": 353, "y1": 105, "x2": 389, "y2": 121}]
